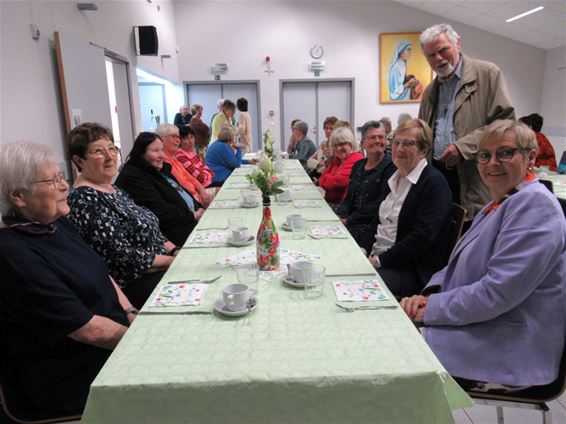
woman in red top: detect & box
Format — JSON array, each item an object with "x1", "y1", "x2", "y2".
[
  {"x1": 317, "y1": 127, "x2": 364, "y2": 208},
  {"x1": 520, "y1": 114, "x2": 557, "y2": 171}
]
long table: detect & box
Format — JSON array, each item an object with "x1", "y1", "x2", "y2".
[{"x1": 81, "y1": 160, "x2": 472, "y2": 423}]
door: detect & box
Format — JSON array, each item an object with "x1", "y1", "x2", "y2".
[
  {"x1": 281, "y1": 82, "x2": 317, "y2": 151},
  {"x1": 186, "y1": 81, "x2": 261, "y2": 150},
  {"x1": 110, "y1": 59, "x2": 135, "y2": 159},
  {"x1": 139, "y1": 83, "x2": 166, "y2": 131},
  {"x1": 281, "y1": 80, "x2": 354, "y2": 149}
]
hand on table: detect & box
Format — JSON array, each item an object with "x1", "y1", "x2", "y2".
[{"x1": 400, "y1": 295, "x2": 428, "y2": 324}]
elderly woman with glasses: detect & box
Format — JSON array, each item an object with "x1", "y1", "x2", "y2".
[
  {"x1": 116, "y1": 132, "x2": 204, "y2": 247},
  {"x1": 316, "y1": 127, "x2": 364, "y2": 209},
  {"x1": 67, "y1": 123, "x2": 178, "y2": 309},
  {"x1": 0, "y1": 142, "x2": 134, "y2": 415},
  {"x1": 361, "y1": 118, "x2": 452, "y2": 298},
  {"x1": 401, "y1": 120, "x2": 566, "y2": 393},
  {"x1": 156, "y1": 123, "x2": 212, "y2": 207}
]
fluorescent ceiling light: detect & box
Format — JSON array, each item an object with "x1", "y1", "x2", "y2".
[{"x1": 506, "y1": 6, "x2": 544, "y2": 23}]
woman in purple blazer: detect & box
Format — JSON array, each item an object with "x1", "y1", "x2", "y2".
[{"x1": 401, "y1": 120, "x2": 566, "y2": 392}]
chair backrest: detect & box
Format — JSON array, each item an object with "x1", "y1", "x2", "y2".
[
  {"x1": 448, "y1": 203, "x2": 466, "y2": 253},
  {"x1": 539, "y1": 179, "x2": 554, "y2": 193},
  {"x1": 0, "y1": 368, "x2": 82, "y2": 424},
  {"x1": 470, "y1": 332, "x2": 566, "y2": 404}
]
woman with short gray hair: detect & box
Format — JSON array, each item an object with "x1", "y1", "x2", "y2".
[
  {"x1": 0, "y1": 142, "x2": 134, "y2": 415},
  {"x1": 289, "y1": 120, "x2": 316, "y2": 169}
]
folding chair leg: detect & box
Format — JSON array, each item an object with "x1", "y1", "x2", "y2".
[
  {"x1": 496, "y1": 406, "x2": 504, "y2": 424},
  {"x1": 542, "y1": 404, "x2": 552, "y2": 424}
]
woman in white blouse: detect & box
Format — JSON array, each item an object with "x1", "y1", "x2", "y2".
[
  {"x1": 236, "y1": 97, "x2": 253, "y2": 153},
  {"x1": 362, "y1": 119, "x2": 453, "y2": 298}
]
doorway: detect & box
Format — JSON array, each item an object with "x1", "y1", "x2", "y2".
[
  {"x1": 139, "y1": 83, "x2": 167, "y2": 132},
  {"x1": 185, "y1": 81, "x2": 261, "y2": 150},
  {"x1": 280, "y1": 79, "x2": 354, "y2": 150}
]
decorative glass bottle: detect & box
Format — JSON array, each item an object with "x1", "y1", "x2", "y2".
[{"x1": 256, "y1": 196, "x2": 280, "y2": 271}]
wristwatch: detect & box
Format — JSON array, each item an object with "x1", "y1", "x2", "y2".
[{"x1": 124, "y1": 307, "x2": 139, "y2": 316}]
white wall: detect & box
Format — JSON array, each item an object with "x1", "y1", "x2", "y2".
[
  {"x1": 0, "y1": 0, "x2": 180, "y2": 164},
  {"x1": 541, "y1": 46, "x2": 566, "y2": 159},
  {"x1": 174, "y1": 1, "x2": 548, "y2": 144},
  {"x1": 1, "y1": 0, "x2": 563, "y2": 164}
]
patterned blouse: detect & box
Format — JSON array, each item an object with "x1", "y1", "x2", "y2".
[{"x1": 67, "y1": 186, "x2": 168, "y2": 287}]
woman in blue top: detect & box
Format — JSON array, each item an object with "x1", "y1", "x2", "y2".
[
  {"x1": 205, "y1": 124, "x2": 256, "y2": 186},
  {"x1": 388, "y1": 40, "x2": 418, "y2": 101}
]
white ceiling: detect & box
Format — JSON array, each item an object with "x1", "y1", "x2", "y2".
[{"x1": 391, "y1": 0, "x2": 566, "y2": 50}]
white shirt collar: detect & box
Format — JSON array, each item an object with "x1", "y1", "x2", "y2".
[{"x1": 389, "y1": 158, "x2": 427, "y2": 189}]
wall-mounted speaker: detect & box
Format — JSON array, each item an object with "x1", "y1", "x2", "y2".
[{"x1": 134, "y1": 26, "x2": 158, "y2": 56}]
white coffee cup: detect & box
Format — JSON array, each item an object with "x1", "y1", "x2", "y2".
[
  {"x1": 223, "y1": 283, "x2": 252, "y2": 312},
  {"x1": 287, "y1": 260, "x2": 314, "y2": 284},
  {"x1": 286, "y1": 213, "x2": 302, "y2": 226},
  {"x1": 232, "y1": 226, "x2": 251, "y2": 242}
]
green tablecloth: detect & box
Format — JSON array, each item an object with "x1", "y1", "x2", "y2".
[
  {"x1": 82, "y1": 160, "x2": 472, "y2": 423},
  {"x1": 541, "y1": 173, "x2": 566, "y2": 199}
]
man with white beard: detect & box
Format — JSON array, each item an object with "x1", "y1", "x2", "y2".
[{"x1": 418, "y1": 24, "x2": 515, "y2": 225}]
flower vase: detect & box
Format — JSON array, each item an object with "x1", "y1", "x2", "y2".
[{"x1": 256, "y1": 196, "x2": 280, "y2": 271}]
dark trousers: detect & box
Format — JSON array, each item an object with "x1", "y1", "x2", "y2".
[
  {"x1": 377, "y1": 265, "x2": 423, "y2": 299},
  {"x1": 432, "y1": 159, "x2": 460, "y2": 205}
]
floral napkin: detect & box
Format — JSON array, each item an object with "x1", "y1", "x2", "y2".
[
  {"x1": 149, "y1": 283, "x2": 208, "y2": 307},
  {"x1": 189, "y1": 231, "x2": 227, "y2": 245},
  {"x1": 208, "y1": 199, "x2": 242, "y2": 209},
  {"x1": 215, "y1": 248, "x2": 321, "y2": 279},
  {"x1": 332, "y1": 280, "x2": 390, "y2": 302},
  {"x1": 309, "y1": 224, "x2": 346, "y2": 238},
  {"x1": 289, "y1": 184, "x2": 317, "y2": 192},
  {"x1": 293, "y1": 199, "x2": 322, "y2": 208}
]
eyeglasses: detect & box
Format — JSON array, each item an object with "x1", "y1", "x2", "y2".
[
  {"x1": 475, "y1": 148, "x2": 527, "y2": 164},
  {"x1": 34, "y1": 171, "x2": 66, "y2": 189},
  {"x1": 334, "y1": 142, "x2": 351, "y2": 149},
  {"x1": 86, "y1": 146, "x2": 120, "y2": 158},
  {"x1": 392, "y1": 139, "x2": 417, "y2": 148}
]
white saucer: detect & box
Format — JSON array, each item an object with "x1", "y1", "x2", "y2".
[
  {"x1": 227, "y1": 235, "x2": 255, "y2": 247},
  {"x1": 241, "y1": 201, "x2": 259, "y2": 208},
  {"x1": 281, "y1": 222, "x2": 292, "y2": 231},
  {"x1": 213, "y1": 296, "x2": 258, "y2": 317},
  {"x1": 282, "y1": 273, "x2": 304, "y2": 288}
]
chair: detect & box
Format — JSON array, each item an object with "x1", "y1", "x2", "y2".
[
  {"x1": 539, "y1": 179, "x2": 554, "y2": 193},
  {"x1": 0, "y1": 368, "x2": 81, "y2": 424},
  {"x1": 467, "y1": 341, "x2": 566, "y2": 424},
  {"x1": 449, "y1": 203, "x2": 466, "y2": 252}
]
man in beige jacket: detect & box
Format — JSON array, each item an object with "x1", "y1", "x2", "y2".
[{"x1": 418, "y1": 23, "x2": 515, "y2": 223}]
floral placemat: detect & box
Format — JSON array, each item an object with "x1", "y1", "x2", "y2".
[
  {"x1": 309, "y1": 224, "x2": 346, "y2": 238},
  {"x1": 209, "y1": 199, "x2": 242, "y2": 209},
  {"x1": 189, "y1": 231, "x2": 227, "y2": 245},
  {"x1": 215, "y1": 248, "x2": 320, "y2": 279},
  {"x1": 332, "y1": 280, "x2": 390, "y2": 302},
  {"x1": 293, "y1": 199, "x2": 323, "y2": 208},
  {"x1": 149, "y1": 283, "x2": 208, "y2": 307}
]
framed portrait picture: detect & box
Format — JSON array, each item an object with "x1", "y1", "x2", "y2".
[{"x1": 379, "y1": 32, "x2": 433, "y2": 104}]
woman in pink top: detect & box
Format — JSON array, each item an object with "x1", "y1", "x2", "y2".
[
  {"x1": 155, "y1": 124, "x2": 212, "y2": 207},
  {"x1": 317, "y1": 127, "x2": 364, "y2": 207},
  {"x1": 176, "y1": 126, "x2": 214, "y2": 188}
]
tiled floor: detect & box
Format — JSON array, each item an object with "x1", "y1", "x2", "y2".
[{"x1": 453, "y1": 391, "x2": 566, "y2": 424}]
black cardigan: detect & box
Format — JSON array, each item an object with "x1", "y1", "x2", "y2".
[
  {"x1": 115, "y1": 162, "x2": 198, "y2": 246},
  {"x1": 360, "y1": 164, "x2": 453, "y2": 286}
]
